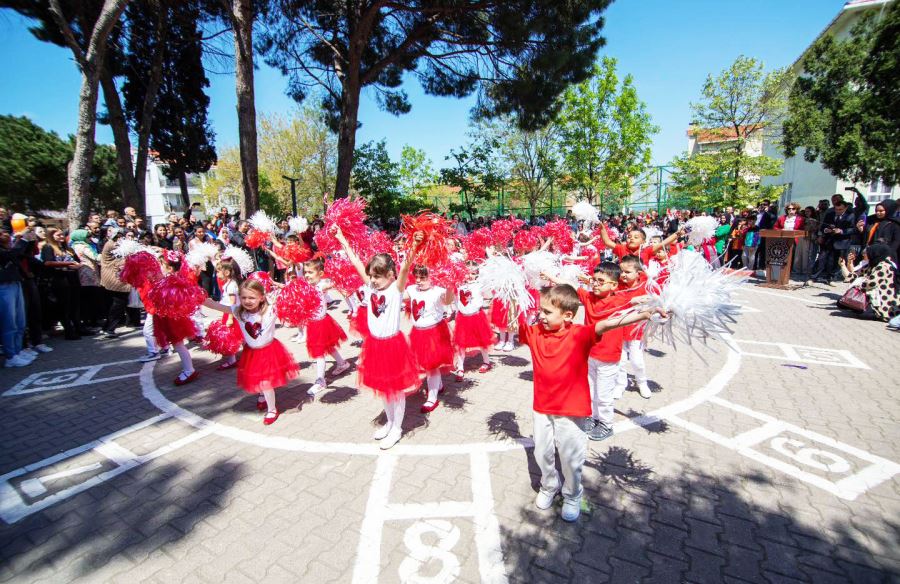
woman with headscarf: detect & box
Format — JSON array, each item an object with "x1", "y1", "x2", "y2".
[
  {"x1": 69, "y1": 229, "x2": 102, "y2": 330},
  {"x1": 862, "y1": 199, "x2": 900, "y2": 258},
  {"x1": 99, "y1": 227, "x2": 132, "y2": 340},
  {"x1": 840, "y1": 243, "x2": 899, "y2": 322}
]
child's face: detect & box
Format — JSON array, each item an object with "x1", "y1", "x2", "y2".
[
  {"x1": 626, "y1": 230, "x2": 645, "y2": 249},
  {"x1": 303, "y1": 266, "x2": 322, "y2": 284},
  {"x1": 590, "y1": 273, "x2": 618, "y2": 297},
  {"x1": 538, "y1": 297, "x2": 574, "y2": 331},
  {"x1": 654, "y1": 247, "x2": 668, "y2": 261},
  {"x1": 466, "y1": 268, "x2": 478, "y2": 283},
  {"x1": 371, "y1": 272, "x2": 394, "y2": 291},
  {"x1": 649, "y1": 236, "x2": 662, "y2": 246},
  {"x1": 239, "y1": 289, "x2": 265, "y2": 312},
  {"x1": 619, "y1": 264, "x2": 640, "y2": 286},
  {"x1": 216, "y1": 267, "x2": 231, "y2": 281},
  {"x1": 415, "y1": 274, "x2": 431, "y2": 290}
]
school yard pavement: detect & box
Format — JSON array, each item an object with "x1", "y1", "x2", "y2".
[{"x1": 1, "y1": 280, "x2": 898, "y2": 583}]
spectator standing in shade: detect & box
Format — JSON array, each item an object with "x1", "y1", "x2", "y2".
[
  {"x1": 99, "y1": 228, "x2": 131, "y2": 340},
  {"x1": 69, "y1": 229, "x2": 103, "y2": 330},
  {"x1": 40, "y1": 228, "x2": 83, "y2": 340},
  {"x1": 1, "y1": 227, "x2": 36, "y2": 367}
]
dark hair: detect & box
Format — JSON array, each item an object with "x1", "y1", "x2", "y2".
[
  {"x1": 540, "y1": 284, "x2": 581, "y2": 314},
  {"x1": 619, "y1": 255, "x2": 643, "y2": 271},
  {"x1": 593, "y1": 261, "x2": 621, "y2": 281},
  {"x1": 304, "y1": 257, "x2": 325, "y2": 272},
  {"x1": 366, "y1": 253, "x2": 396, "y2": 279},
  {"x1": 216, "y1": 259, "x2": 244, "y2": 284},
  {"x1": 412, "y1": 265, "x2": 429, "y2": 278}
]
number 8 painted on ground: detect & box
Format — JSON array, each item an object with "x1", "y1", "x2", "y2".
[{"x1": 398, "y1": 519, "x2": 461, "y2": 584}]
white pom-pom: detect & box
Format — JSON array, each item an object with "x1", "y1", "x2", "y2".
[
  {"x1": 185, "y1": 242, "x2": 220, "y2": 269},
  {"x1": 113, "y1": 239, "x2": 152, "y2": 258},
  {"x1": 642, "y1": 226, "x2": 662, "y2": 240},
  {"x1": 222, "y1": 245, "x2": 254, "y2": 276},
  {"x1": 685, "y1": 216, "x2": 719, "y2": 246},
  {"x1": 249, "y1": 210, "x2": 277, "y2": 234},
  {"x1": 555, "y1": 263, "x2": 587, "y2": 286},
  {"x1": 289, "y1": 216, "x2": 308, "y2": 234},
  {"x1": 572, "y1": 200, "x2": 599, "y2": 225},
  {"x1": 521, "y1": 251, "x2": 559, "y2": 288},
  {"x1": 477, "y1": 255, "x2": 533, "y2": 314},
  {"x1": 637, "y1": 249, "x2": 747, "y2": 347}
]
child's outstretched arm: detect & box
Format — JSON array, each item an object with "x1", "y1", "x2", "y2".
[
  {"x1": 594, "y1": 307, "x2": 666, "y2": 335},
  {"x1": 596, "y1": 221, "x2": 618, "y2": 250},
  {"x1": 203, "y1": 298, "x2": 231, "y2": 313},
  {"x1": 651, "y1": 228, "x2": 684, "y2": 252},
  {"x1": 333, "y1": 226, "x2": 370, "y2": 284},
  {"x1": 396, "y1": 232, "x2": 422, "y2": 291}
]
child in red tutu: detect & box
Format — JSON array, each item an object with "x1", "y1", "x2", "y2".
[
  {"x1": 406, "y1": 266, "x2": 455, "y2": 413},
  {"x1": 451, "y1": 263, "x2": 493, "y2": 380},
  {"x1": 203, "y1": 279, "x2": 300, "y2": 425},
  {"x1": 153, "y1": 251, "x2": 199, "y2": 386},
  {"x1": 348, "y1": 284, "x2": 370, "y2": 342},
  {"x1": 302, "y1": 258, "x2": 351, "y2": 397},
  {"x1": 490, "y1": 296, "x2": 516, "y2": 351},
  {"x1": 211, "y1": 259, "x2": 243, "y2": 370},
  {"x1": 335, "y1": 226, "x2": 422, "y2": 449}
]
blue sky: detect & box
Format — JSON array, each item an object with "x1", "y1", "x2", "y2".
[{"x1": 0, "y1": 0, "x2": 845, "y2": 169}]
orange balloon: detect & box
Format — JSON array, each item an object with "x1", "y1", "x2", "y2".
[{"x1": 11, "y1": 214, "x2": 26, "y2": 234}]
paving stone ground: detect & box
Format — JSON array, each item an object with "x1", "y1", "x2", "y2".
[{"x1": 1, "y1": 279, "x2": 898, "y2": 583}]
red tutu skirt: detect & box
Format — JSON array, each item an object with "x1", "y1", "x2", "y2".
[
  {"x1": 409, "y1": 321, "x2": 454, "y2": 372},
  {"x1": 358, "y1": 332, "x2": 420, "y2": 397},
  {"x1": 349, "y1": 305, "x2": 369, "y2": 339},
  {"x1": 490, "y1": 298, "x2": 510, "y2": 330},
  {"x1": 453, "y1": 311, "x2": 495, "y2": 352},
  {"x1": 236, "y1": 340, "x2": 301, "y2": 393},
  {"x1": 306, "y1": 313, "x2": 347, "y2": 358},
  {"x1": 153, "y1": 314, "x2": 196, "y2": 348}
]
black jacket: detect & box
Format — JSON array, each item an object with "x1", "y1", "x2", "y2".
[{"x1": 0, "y1": 238, "x2": 28, "y2": 284}]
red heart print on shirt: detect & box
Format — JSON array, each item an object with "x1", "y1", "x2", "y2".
[
  {"x1": 411, "y1": 299, "x2": 425, "y2": 321},
  {"x1": 356, "y1": 289, "x2": 365, "y2": 302},
  {"x1": 370, "y1": 293, "x2": 386, "y2": 317},
  {"x1": 459, "y1": 289, "x2": 472, "y2": 306},
  {"x1": 245, "y1": 321, "x2": 262, "y2": 339}
]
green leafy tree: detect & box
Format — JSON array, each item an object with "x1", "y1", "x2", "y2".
[
  {"x1": 352, "y1": 140, "x2": 426, "y2": 224},
  {"x1": 259, "y1": 0, "x2": 612, "y2": 200},
  {"x1": 670, "y1": 150, "x2": 783, "y2": 210},
  {"x1": 782, "y1": 3, "x2": 900, "y2": 185},
  {"x1": 492, "y1": 118, "x2": 560, "y2": 219},
  {"x1": 398, "y1": 146, "x2": 437, "y2": 198},
  {"x1": 558, "y1": 57, "x2": 657, "y2": 211},
  {"x1": 439, "y1": 139, "x2": 503, "y2": 220}
]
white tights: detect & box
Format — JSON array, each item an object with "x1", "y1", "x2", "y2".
[
  {"x1": 425, "y1": 371, "x2": 442, "y2": 404},
  {"x1": 381, "y1": 395, "x2": 406, "y2": 434},
  {"x1": 257, "y1": 389, "x2": 277, "y2": 414},
  {"x1": 173, "y1": 342, "x2": 193, "y2": 375},
  {"x1": 315, "y1": 350, "x2": 346, "y2": 380},
  {"x1": 454, "y1": 349, "x2": 489, "y2": 371}
]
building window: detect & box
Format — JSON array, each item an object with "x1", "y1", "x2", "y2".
[{"x1": 867, "y1": 179, "x2": 894, "y2": 203}]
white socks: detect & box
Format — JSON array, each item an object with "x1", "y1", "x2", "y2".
[
  {"x1": 262, "y1": 389, "x2": 276, "y2": 414},
  {"x1": 316, "y1": 351, "x2": 347, "y2": 379},
  {"x1": 173, "y1": 343, "x2": 193, "y2": 375},
  {"x1": 425, "y1": 371, "x2": 442, "y2": 403}
]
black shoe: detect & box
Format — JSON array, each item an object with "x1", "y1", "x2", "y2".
[
  {"x1": 77, "y1": 328, "x2": 98, "y2": 336},
  {"x1": 581, "y1": 418, "x2": 599, "y2": 433},
  {"x1": 64, "y1": 334, "x2": 82, "y2": 341},
  {"x1": 99, "y1": 332, "x2": 120, "y2": 340}
]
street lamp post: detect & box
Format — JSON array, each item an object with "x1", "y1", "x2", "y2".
[{"x1": 282, "y1": 175, "x2": 299, "y2": 216}]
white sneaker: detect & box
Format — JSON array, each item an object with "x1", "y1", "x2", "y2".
[
  {"x1": 638, "y1": 382, "x2": 652, "y2": 399},
  {"x1": 307, "y1": 379, "x2": 327, "y2": 397},
  {"x1": 138, "y1": 352, "x2": 162, "y2": 362},
  {"x1": 4, "y1": 354, "x2": 32, "y2": 368},
  {"x1": 502, "y1": 341, "x2": 515, "y2": 352},
  {"x1": 535, "y1": 489, "x2": 558, "y2": 510},
  {"x1": 292, "y1": 332, "x2": 305, "y2": 343},
  {"x1": 373, "y1": 423, "x2": 392, "y2": 440},
  {"x1": 33, "y1": 344, "x2": 53, "y2": 353},
  {"x1": 20, "y1": 348, "x2": 38, "y2": 358},
  {"x1": 612, "y1": 382, "x2": 627, "y2": 400},
  {"x1": 379, "y1": 428, "x2": 403, "y2": 450},
  {"x1": 561, "y1": 498, "x2": 581, "y2": 522}
]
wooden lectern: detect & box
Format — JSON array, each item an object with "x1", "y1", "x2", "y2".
[{"x1": 759, "y1": 229, "x2": 805, "y2": 289}]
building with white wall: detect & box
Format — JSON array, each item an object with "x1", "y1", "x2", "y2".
[
  {"x1": 140, "y1": 153, "x2": 206, "y2": 227},
  {"x1": 761, "y1": 0, "x2": 897, "y2": 210}
]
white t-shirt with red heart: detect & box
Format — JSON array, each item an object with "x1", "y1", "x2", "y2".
[
  {"x1": 366, "y1": 284, "x2": 404, "y2": 339},
  {"x1": 455, "y1": 282, "x2": 484, "y2": 316},
  {"x1": 231, "y1": 305, "x2": 278, "y2": 348},
  {"x1": 406, "y1": 285, "x2": 447, "y2": 328}
]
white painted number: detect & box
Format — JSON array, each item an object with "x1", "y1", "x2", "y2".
[
  {"x1": 770, "y1": 437, "x2": 851, "y2": 473},
  {"x1": 398, "y1": 520, "x2": 461, "y2": 584}
]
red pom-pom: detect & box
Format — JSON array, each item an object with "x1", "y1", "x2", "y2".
[
  {"x1": 314, "y1": 197, "x2": 369, "y2": 255},
  {"x1": 119, "y1": 251, "x2": 161, "y2": 289},
  {"x1": 513, "y1": 230, "x2": 540, "y2": 254},
  {"x1": 280, "y1": 242, "x2": 312, "y2": 264},
  {"x1": 401, "y1": 212, "x2": 453, "y2": 268},
  {"x1": 324, "y1": 255, "x2": 364, "y2": 296},
  {"x1": 463, "y1": 228, "x2": 493, "y2": 261},
  {"x1": 247, "y1": 271, "x2": 274, "y2": 293},
  {"x1": 275, "y1": 278, "x2": 325, "y2": 327},
  {"x1": 146, "y1": 274, "x2": 207, "y2": 318},
  {"x1": 368, "y1": 229, "x2": 397, "y2": 262},
  {"x1": 543, "y1": 219, "x2": 574, "y2": 254},
  {"x1": 491, "y1": 218, "x2": 525, "y2": 249},
  {"x1": 430, "y1": 261, "x2": 469, "y2": 291},
  {"x1": 204, "y1": 318, "x2": 244, "y2": 355},
  {"x1": 245, "y1": 229, "x2": 269, "y2": 249}
]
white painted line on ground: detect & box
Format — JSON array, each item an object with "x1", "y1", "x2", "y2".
[
  {"x1": 733, "y1": 341, "x2": 870, "y2": 369},
  {"x1": 352, "y1": 454, "x2": 397, "y2": 584},
  {"x1": 741, "y1": 287, "x2": 833, "y2": 305},
  {"x1": 3, "y1": 360, "x2": 141, "y2": 396},
  {"x1": 470, "y1": 451, "x2": 509, "y2": 584}
]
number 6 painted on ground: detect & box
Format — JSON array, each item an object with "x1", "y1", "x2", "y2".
[{"x1": 770, "y1": 437, "x2": 851, "y2": 473}]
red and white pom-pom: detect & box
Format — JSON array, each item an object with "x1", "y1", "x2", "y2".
[
  {"x1": 244, "y1": 229, "x2": 269, "y2": 249},
  {"x1": 185, "y1": 242, "x2": 220, "y2": 270},
  {"x1": 314, "y1": 197, "x2": 369, "y2": 255},
  {"x1": 113, "y1": 239, "x2": 153, "y2": 258},
  {"x1": 463, "y1": 228, "x2": 493, "y2": 260},
  {"x1": 288, "y1": 215, "x2": 308, "y2": 235},
  {"x1": 490, "y1": 218, "x2": 525, "y2": 249},
  {"x1": 249, "y1": 210, "x2": 277, "y2": 234},
  {"x1": 222, "y1": 245, "x2": 254, "y2": 276},
  {"x1": 521, "y1": 251, "x2": 559, "y2": 288},
  {"x1": 685, "y1": 216, "x2": 719, "y2": 247},
  {"x1": 366, "y1": 229, "x2": 398, "y2": 263},
  {"x1": 477, "y1": 255, "x2": 532, "y2": 314},
  {"x1": 513, "y1": 230, "x2": 540, "y2": 254},
  {"x1": 572, "y1": 200, "x2": 599, "y2": 225},
  {"x1": 275, "y1": 278, "x2": 325, "y2": 327},
  {"x1": 204, "y1": 318, "x2": 243, "y2": 355},
  {"x1": 542, "y1": 219, "x2": 574, "y2": 254},
  {"x1": 247, "y1": 271, "x2": 274, "y2": 293},
  {"x1": 119, "y1": 251, "x2": 161, "y2": 289},
  {"x1": 430, "y1": 260, "x2": 469, "y2": 291},
  {"x1": 555, "y1": 263, "x2": 587, "y2": 286},
  {"x1": 324, "y1": 254, "x2": 364, "y2": 296},
  {"x1": 146, "y1": 274, "x2": 207, "y2": 318},
  {"x1": 401, "y1": 212, "x2": 453, "y2": 268},
  {"x1": 281, "y1": 242, "x2": 312, "y2": 265}
]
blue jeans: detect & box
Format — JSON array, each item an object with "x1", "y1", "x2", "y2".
[{"x1": 0, "y1": 282, "x2": 26, "y2": 358}]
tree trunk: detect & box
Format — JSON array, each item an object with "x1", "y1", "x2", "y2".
[
  {"x1": 231, "y1": 0, "x2": 259, "y2": 218},
  {"x1": 100, "y1": 68, "x2": 142, "y2": 215},
  {"x1": 334, "y1": 83, "x2": 361, "y2": 200},
  {"x1": 178, "y1": 170, "x2": 190, "y2": 208},
  {"x1": 67, "y1": 65, "x2": 103, "y2": 229},
  {"x1": 134, "y1": 4, "x2": 169, "y2": 209}
]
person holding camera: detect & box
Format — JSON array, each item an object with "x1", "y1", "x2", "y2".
[{"x1": 811, "y1": 197, "x2": 856, "y2": 284}]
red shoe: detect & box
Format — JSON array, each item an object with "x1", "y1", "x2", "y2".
[
  {"x1": 256, "y1": 398, "x2": 267, "y2": 411},
  {"x1": 420, "y1": 400, "x2": 440, "y2": 414},
  {"x1": 453, "y1": 370, "x2": 465, "y2": 382},
  {"x1": 263, "y1": 410, "x2": 280, "y2": 425},
  {"x1": 217, "y1": 360, "x2": 238, "y2": 371},
  {"x1": 173, "y1": 371, "x2": 199, "y2": 386},
  {"x1": 478, "y1": 363, "x2": 493, "y2": 373}
]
